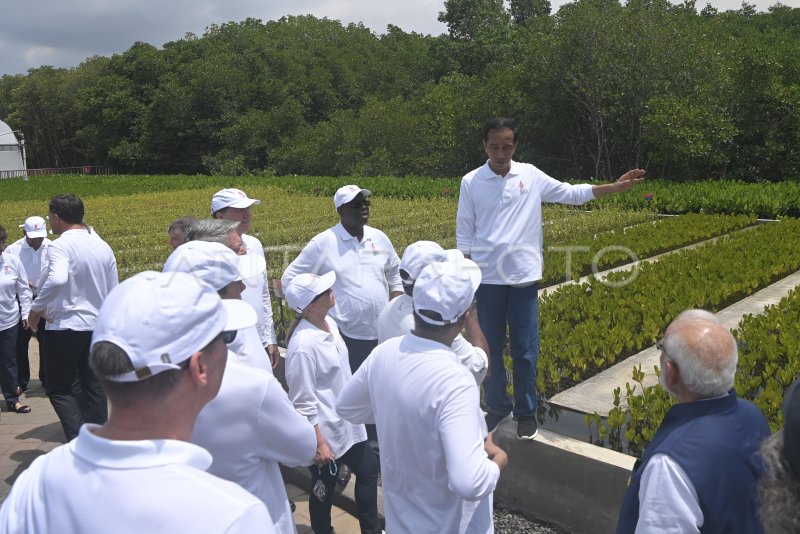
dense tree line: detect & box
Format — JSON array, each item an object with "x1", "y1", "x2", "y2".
[{"x1": 1, "y1": 0, "x2": 799, "y2": 181}]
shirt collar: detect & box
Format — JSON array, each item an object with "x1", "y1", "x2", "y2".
[
  {"x1": 400, "y1": 332, "x2": 459, "y2": 362},
  {"x1": 478, "y1": 159, "x2": 519, "y2": 180},
  {"x1": 296, "y1": 318, "x2": 335, "y2": 342},
  {"x1": 71, "y1": 424, "x2": 213, "y2": 470}
]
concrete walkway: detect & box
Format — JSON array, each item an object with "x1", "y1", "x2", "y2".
[
  {"x1": 0, "y1": 341, "x2": 362, "y2": 533},
  {"x1": 550, "y1": 269, "x2": 800, "y2": 416}
]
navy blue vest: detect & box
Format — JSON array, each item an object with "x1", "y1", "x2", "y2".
[{"x1": 617, "y1": 391, "x2": 769, "y2": 533}]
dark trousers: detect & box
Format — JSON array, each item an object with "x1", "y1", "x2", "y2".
[
  {"x1": 15, "y1": 317, "x2": 45, "y2": 389},
  {"x1": 340, "y1": 334, "x2": 380, "y2": 447},
  {"x1": 308, "y1": 440, "x2": 381, "y2": 534},
  {"x1": 43, "y1": 330, "x2": 107, "y2": 441},
  {"x1": 0, "y1": 324, "x2": 22, "y2": 408}
]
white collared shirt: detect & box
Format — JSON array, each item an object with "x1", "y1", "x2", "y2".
[
  {"x1": 0, "y1": 424, "x2": 274, "y2": 534},
  {"x1": 336, "y1": 333, "x2": 499, "y2": 534},
  {"x1": 285, "y1": 317, "x2": 367, "y2": 457},
  {"x1": 281, "y1": 223, "x2": 402, "y2": 340},
  {"x1": 4, "y1": 237, "x2": 51, "y2": 296},
  {"x1": 193, "y1": 356, "x2": 316, "y2": 534},
  {"x1": 228, "y1": 324, "x2": 272, "y2": 373},
  {"x1": 241, "y1": 233, "x2": 277, "y2": 346},
  {"x1": 31, "y1": 228, "x2": 118, "y2": 331},
  {"x1": 456, "y1": 160, "x2": 595, "y2": 285},
  {"x1": 377, "y1": 294, "x2": 488, "y2": 384},
  {"x1": 636, "y1": 454, "x2": 702, "y2": 533},
  {"x1": 0, "y1": 253, "x2": 32, "y2": 330}
]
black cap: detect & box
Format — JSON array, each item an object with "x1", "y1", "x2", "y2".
[{"x1": 783, "y1": 377, "x2": 800, "y2": 479}]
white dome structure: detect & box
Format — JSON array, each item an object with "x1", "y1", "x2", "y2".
[{"x1": 0, "y1": 119, "x2": 27, "y2": 179}]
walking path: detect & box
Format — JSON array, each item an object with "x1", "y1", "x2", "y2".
[{"x1": 0, "y1": 341, "x2": 362, "y2": 533}]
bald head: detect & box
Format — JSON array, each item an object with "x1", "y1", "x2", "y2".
[{"x1": 661, "y1": 313, "x2": 737, "y2": 399}]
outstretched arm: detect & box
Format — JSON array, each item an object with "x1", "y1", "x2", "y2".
[{"x1": 591, "y1": 168, "x2": 646, "y2": 198}]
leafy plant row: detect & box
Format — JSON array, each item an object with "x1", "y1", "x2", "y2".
[
  {"x1": 538, "y1": 219, "x2": 800, "y2": 397},
  {"x1": 589, "y1": 286, "x2": 800, "y2": 456},
  {"x1": 8, "y1": 174, "x2": 800, "y2": 219},
  {"x1": 593, "y1": 179, "x2": 800, "y2": 218},
  {"x1": 541, "y1": 213, "x2": 756, "y2": 287}
]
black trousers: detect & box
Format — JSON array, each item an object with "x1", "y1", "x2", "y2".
[
  {"x1": 43, "y1": 330, "x2": 107, "y2": 441},
  {"x1": 307, "y1": 440, "x2": 381, "y2": 534},
  {"x1": 0, "y1": 324, "x2": 22, "y2": 408},
  {"x1": 15, "y1": 317, "x2": 46, "y2": 389}
]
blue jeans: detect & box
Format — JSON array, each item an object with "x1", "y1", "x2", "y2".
[{"x1": 477, "y1": 283, "x2": 539, "y2": 418}]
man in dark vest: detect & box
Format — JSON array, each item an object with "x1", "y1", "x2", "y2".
[{"x1": 618, "y1": 309, "x2": 770, "y2": 533}]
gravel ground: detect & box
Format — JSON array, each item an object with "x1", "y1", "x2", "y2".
[{"x1": 494, "y1": 505, "x2": 574, "y2": 534}]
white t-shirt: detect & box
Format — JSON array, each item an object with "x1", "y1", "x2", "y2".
[
  {"x1": 241, "y1": 233, "x2": 277, "y2": 346},
  {"x1": 285, "y1": 317, "x2": 367, "y2": 457},
  {"x1": 193, "y1": 356, "x2": 316, "y2": 534},
  {"x1": 0, "y1": 424, "x2": 274, "y2": 534},
  {"x1": 456, "y1": 160, "x2": 595, "y2": 285},
  {"x1": 377, "y1": 294, "x2": 488, "y2": 384},
  {"x1": 281, "y1": 223, "x2": 402, "y2": 340},
  {"x1": 4, "y1": 237, "x2": 51, "y2": 296},
  {"x1": 0, "y1": 253, "x2": 32, "y2": 330},
  {"x1": 31, "y1": 228, "x2": 118, "y2": 331},
  {"x1": 336, "y1": 333, "x2": 500, "y2": 534}
]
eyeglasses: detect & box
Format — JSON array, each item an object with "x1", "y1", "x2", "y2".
[
  {"x1": 222, "y1": 330, "x2": 237, "y2": 344},
  {"x1": 345, "y1": 199, "x2": 370, "y2": 209}
]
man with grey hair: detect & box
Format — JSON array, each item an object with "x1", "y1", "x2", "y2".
[
  {"x1": 617, "y1": 310, "x2": 770, "y2": 533},
  {"x1": 167, "y1": 216, "x2": 196, "y2": 250},
  {"x1": 187, "y1": 219, "x2": 246, "y2": 256}
]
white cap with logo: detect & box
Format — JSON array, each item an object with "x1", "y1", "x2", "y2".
[
  {"x1": 19, "y1": 216, "x2": 47, "y2": 238},
  {"x1": 91, "y1": 271, "x2": 256, "y2": 382},
  {"x1": 412, "y1": 260, "x2": 482, "y2": 326},
  {"x1": 284, "y1": 271, "x2": 336, "y2": 313},
  {"x1": 163, "y1": 241, "x2": 242, "y2": 291},
  {"x1": 211, "y1": 188, "x2": 261, "y2": 215},
  {"x1": 333, "y1": 185, "x2": 371, "y2": 209}
]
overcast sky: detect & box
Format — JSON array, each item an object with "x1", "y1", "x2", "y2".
[{"x1": 0, "y1": 0, "x2": 797, "y2": 76}]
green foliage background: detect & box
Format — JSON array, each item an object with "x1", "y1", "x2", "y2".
[{"x1": 2, "y1": 2, "x2": 800, "y2": 182}]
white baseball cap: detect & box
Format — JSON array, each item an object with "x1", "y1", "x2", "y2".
[
  {"x1": 334, "y1": 185, "x2": 371, "y2": 209},
  {"x1": 163, "y1": 241, "x2": 241, "y2": 291},
  {"x1": 91, "y1": 271, "x2": 256, "y2": 382},
  {"x1": 211, "y1": 188, "x2": 261, "y2": 214},
  {"x1": 413, "y1": 260, "x2": 482, "y2": 326},
  {"x1": 284, "y1": 271, "x2": 336, "y2": 313},
  {"x1": 401, "y1": 241, "x2": 449, "y2": 282},
  {"x1": 19, "y1": 216, "x2": 47, "y2": 238}
]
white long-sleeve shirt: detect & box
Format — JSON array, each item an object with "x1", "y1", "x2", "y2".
[
  {"x1": 456, "y1": 160, "x2": 595, "y2": 285},
  {"x1": 241, "y1": 234, "x2": 277, "y2": 346},
  {"x1": 636, "y1": 454, "x2": 703, "y2": 533},
  {"x1": 377, "y1": 294, "x2": 488, "y2": 384},
  {"x1": 31, "y1": 228, "x2": 118, "y2": 331},
  {"x1": 0, "y1": 253, "x2": 32, "y2": 330},
  {"x1": 4, "y1": 237, "x2": 51, "y2": 296},
  {"x1": 193, "y1": 355, "x2": 316, "y2": 534},
  {"x1": 336, "y1": 333, "x2": 499, "y2": 534},
  {"x1": 285, "y1": 317, "x2": 367, "y2": 458},
  {"x1": 0, "y1": 424, "x2": 274, "y2": 534},
  {"x1": 281, "y1": 223, "x2": 402, "y2": 340}
]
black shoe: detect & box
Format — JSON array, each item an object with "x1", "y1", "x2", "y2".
[
  {"x1": 485, "y1": 412, "x2": 509, "y2": 432},
  {"x1": 514, "y1": 416, "x2": 538, "y2": 440},
  {"x1": 289, "y1": 499, "x2": 296, "y2": 513}
]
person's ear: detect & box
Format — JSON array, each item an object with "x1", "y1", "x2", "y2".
[{"x1": 187, "y1": 352, "x2": 209, "y2": 387}]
